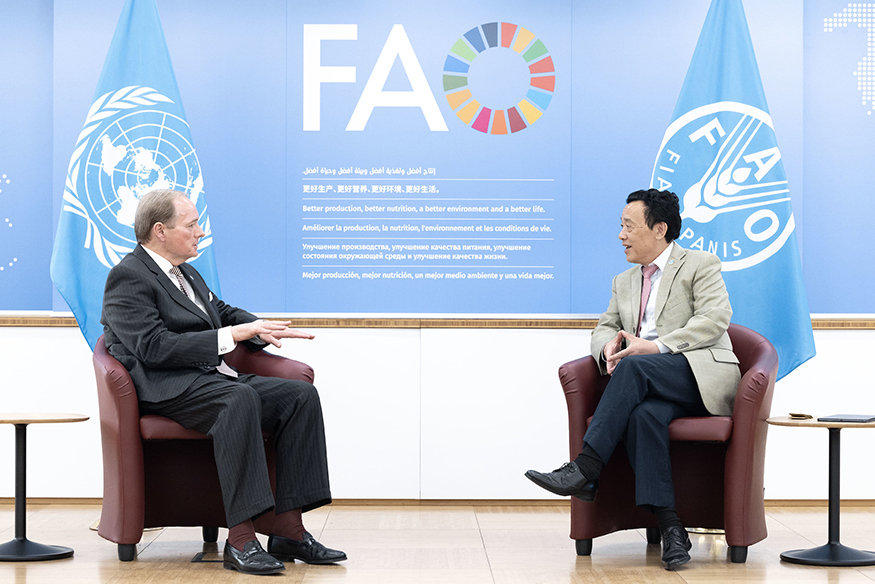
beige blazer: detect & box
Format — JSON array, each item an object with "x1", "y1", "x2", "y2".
[{"x1": 590, "y1": 243, "x2": 741, "y2": 416}]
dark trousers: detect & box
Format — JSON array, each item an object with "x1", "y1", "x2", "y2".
[
  {"x1": 140, "y1": 372, "x2": 332, "y2": 527},
  {"x1": 583, "y1": 352, "x2": 709, "y2": 508}
]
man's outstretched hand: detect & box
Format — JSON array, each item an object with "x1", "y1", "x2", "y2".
[{"x1": 231, "y1": 320, "x2": 315, "y2": 348}]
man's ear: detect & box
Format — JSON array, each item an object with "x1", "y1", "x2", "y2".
[
  {"x1": 654, "y1": 221, "x2": 668, "y2": 240},
  {"x1": 152, "y1": 222, "x2": 166, "y2": 242}
]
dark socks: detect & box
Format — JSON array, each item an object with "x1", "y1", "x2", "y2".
[
  {"x1": 273, "y1": 508, "x2": 306, "y2": 541},
  {"x1": 228, "y1": 519, "x2": 257, "y2": 551},
  {"x1": 573, "y1": 442, "x2": 604, "y2": 482},
  {"x1": 654, "y1": 506, "x2": 683, "y2": 533}
]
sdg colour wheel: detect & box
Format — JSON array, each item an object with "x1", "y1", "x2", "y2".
[{"x1": 442, "y1": 22, "x2": 555, "y2": 134}]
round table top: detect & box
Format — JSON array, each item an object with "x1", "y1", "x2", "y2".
[
  {"x1": 767, "y1": 415, "x2": 875, "y2": 429},
  {"x1": 0, "y1": 413, "x2": 89, "y2": 425}
]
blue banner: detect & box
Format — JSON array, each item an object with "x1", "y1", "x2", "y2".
[
  {"x1": 650, "y1": 0, "x2": 815, "y2": 379},
  {"x1": 50, "y1": 0, "x2": 219, "y2": 348},
  {"x1": 288, "y1": 5, "x2": 572, "y2": 313}
]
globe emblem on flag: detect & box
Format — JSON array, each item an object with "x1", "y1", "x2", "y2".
[
  {"x1": 85, "y1": 110, "x2": 203, "y2": 241},
  {"x1": 62, "y1": 86, "x2": 212, "y2": 268},
  {"x1": 651, "y1": 102, "x2": 795, "y2": 271}
]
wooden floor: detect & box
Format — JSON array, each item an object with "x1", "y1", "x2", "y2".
[{"x1": 2, "y1": 502, "x2": 875, "y2": 583}]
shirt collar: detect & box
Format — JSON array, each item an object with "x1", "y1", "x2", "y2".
[
  {"x1": 645, "y1": 242, "x2": 674, "y2": 274},
  {"x1": 142, "y1": 245, "x2": 176, "y2": 277}
]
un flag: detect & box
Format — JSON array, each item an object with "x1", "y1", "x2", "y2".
[
  {"x1": 50, "y1": 0, "x2": 219, "y2": 349},
  {"x1": 650, "y1": 0, "x2": 815, "y2": 380}
]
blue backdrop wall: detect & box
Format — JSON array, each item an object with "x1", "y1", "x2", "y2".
[{"x1": 0, "y1": 0, "x2": 869, "y2": 315}]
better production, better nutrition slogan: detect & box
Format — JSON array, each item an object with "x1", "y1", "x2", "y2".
[{"x1": 297, "y1": 164, "x2": 564, "y2": 312}]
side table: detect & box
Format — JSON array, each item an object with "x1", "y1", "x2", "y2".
[
  {"x1": 0, "y1": 413, "x2": 89, "y2": 561},
  {"x1": 767, "y1": 415, "x2": 875, "y2": 566}
]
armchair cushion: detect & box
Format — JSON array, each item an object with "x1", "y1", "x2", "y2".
[
  {"x1": 139, "y1": 415, "x2": 211, "y2": 440},
  {"x1": 585, "y1": 415, "x2": 733, "y2": 442}
]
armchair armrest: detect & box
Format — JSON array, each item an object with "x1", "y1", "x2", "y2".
[
  {"x1": 723, "y1": 335, "x2": 778, "y2": 546},
  {"x1": 559, "y1": 356, "x2": 609, "y2": 460},
  {"x1": 224, "y1": 345, "x2": 315, "y2": 383},
  {"x1": 93, "y1": 338, "x2": 146, "y2": 545}
]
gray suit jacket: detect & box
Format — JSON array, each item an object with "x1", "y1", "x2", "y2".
[
  {"x1": 590, "y1": 243, "x2": 741, "y2": 416},
  {"x1": 101, "y1": 244, "x2": 264, "y2": 403}
]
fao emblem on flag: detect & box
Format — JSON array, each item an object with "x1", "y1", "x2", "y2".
[
  {"x1": 61, "y1": 86, "x2": 212, "y2": 268},
  {"x1": 651, "y1": 102, "x2": 795, "y2": 272}
]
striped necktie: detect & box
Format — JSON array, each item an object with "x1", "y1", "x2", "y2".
[
  {"x1": 169, "y1": 265, "x2": 189, "y2": 297},
  {"x1": 170, "y1": 265, "x2": 238, "y2": 379}
]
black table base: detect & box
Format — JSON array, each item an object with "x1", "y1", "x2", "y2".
[
  {"x1": 0, "y1": 539, "x2": 73, "y2": 562},
  {"x1": 782, "y1": 543, "x2": 875, "y2": 566},
  {"x1": 0, "y1": 423, "x2": 75, "y2": 561},
  {"x1": 780, "y1": 428, "x2": 875, "y2": 567}
]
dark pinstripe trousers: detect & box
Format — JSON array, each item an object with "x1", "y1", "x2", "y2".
[
  {"x1": 140, "y1": 371, "x2": 332, "y2": 527},
  {"x1": 583, "y1": 353, "x2": 709, "y2": 509}
]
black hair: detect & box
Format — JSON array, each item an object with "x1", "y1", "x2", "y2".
[{"x1": 625, "y1": 189, "x2": 681, "y2": 243}]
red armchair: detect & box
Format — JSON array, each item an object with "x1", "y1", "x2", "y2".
[
  {"x1": 92, "y1": 334, "x2": 315, "y2": 561},
  {"x1": 560, "y1": 323, "x2": 778, "y2": 563}
]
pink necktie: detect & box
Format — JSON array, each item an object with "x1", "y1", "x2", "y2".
[{"x1": 637, "y1": 264, "x2": 658, "y2": 337}]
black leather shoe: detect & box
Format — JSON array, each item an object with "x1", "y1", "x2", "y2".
[
  {"x1": 525, "y1": 462, "x2": 598, "y2": 501},
  {"x1": 223, "y1": 540, "x2": 285, "y2": 575},
  {"x1": 661, "y1": 526, "x2": 692, "y2": 570},
  {"x1": 268, "y1": 532, "x2": 348, "y2": 564}
]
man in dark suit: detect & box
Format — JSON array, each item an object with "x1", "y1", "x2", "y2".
[
  {"x1": 101, "y1": 189, "x2": 346, "y2": 575},
  {"x1": 526, "y1": 189, "x2": 740, "y2": 570}
]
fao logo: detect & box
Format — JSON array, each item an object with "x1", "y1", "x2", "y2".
[
  {"x1": 441, "y1": 22, "x2": 555, "y2": 134},
  {"x1": 62, "y1": 86, "x2": 211, "y2": 267},
  {"x1": 651, "y1": 102, "x2": 795, "y2": 271}
]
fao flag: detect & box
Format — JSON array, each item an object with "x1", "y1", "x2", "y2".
[
  {"x1": 50, "y1": 0, "x2": 219, "y2": 349},
  {"x1": 651, "y1": 0, "x2": 814, "y2": 379}
]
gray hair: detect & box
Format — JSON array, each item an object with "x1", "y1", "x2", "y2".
[{"x1": 134, "y1": 189, "x2": 189, "y2": 244}]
